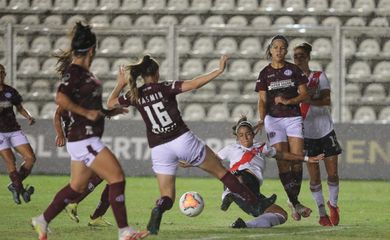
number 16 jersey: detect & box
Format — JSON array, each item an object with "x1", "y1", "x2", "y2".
[{"x1": 118, "y1": 81, "x2": 189, "y2": 148}]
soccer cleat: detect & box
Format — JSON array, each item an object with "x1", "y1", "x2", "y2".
[
  {"x1": 251, "y1": 194, "x2": 277, "y2": 217},
  {"x1": 7, "y1": 183, "x2": 21, "y2": 205},
  {"x1": 287, "y1": 201, "x2": 301, "y2": 221},
  {"x1": 146, "y1": 207, "x2": 163, "y2": 235},
  {"x1": 65, "y1": 203, "x2": 79, "y2": 223},
  {"x1": 295, "y1": 203, "x2": 312, "y2": 218},
  {"x1": 231, "y1": 217, "x2": 247, "y2": 229},
  {"x1": 119, "y1": 227, "x2": 149, "y2": 240},
  {"x1": 220, "y1": 193, "x2": 234, "y2": 211},
  {"x1": 31, "y1": 216, "x2": 48, "y2": 240},
  {"x1": 22, "y1": 184, "x2": 35, "y2": 203},
  {"x1": 319, "y1": 215, "x2": 333, "y2": 226},
  {"x1": 327, "y1": 201, "x2": 340, "y2": 226},
  {"x1": 88, "y1": 216, "x2": 113, "y2": 227}
]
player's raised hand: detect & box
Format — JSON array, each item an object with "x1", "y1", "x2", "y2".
[
  {"x1": 117, "y1": 65, "x2": 127, "y2": 87},
  {"x1": 219, "y1": 55, "x2": 229, "y2": 72}
]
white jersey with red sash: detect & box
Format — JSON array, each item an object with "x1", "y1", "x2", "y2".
[
  {"x1": 301, "y1": 71, "x2": 334, "y2": 139},
  {"x1": 217, "y1": 142, "x2": 276, "y2": 185}
]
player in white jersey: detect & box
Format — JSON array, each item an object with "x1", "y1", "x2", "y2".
[
  {"x1": 294, "y1": 42, "x2": 342, "y2": 227},
  {"x1": 216, "y1": 116, "x2": 324, "y2": 228}
]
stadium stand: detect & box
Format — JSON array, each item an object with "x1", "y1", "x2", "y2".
[{"x1": 183, "y1": 103, "x2": 206, "y2": 121}]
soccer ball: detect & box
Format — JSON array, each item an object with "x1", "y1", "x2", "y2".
[{"x1": 179, "y1": 191, "x2": 204, "y2": 217}]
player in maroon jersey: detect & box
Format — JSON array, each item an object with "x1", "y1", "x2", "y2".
[
  {"x1": 255, "y1": 35, "x2": 312, "y2": 221},
  {"x1": 107, "y1": 55, "x2": 277, "y2": 235},
  {"x1": 31, "y1": 22, "x2": 148, "y2": 240},
  {"x1": 294, "y1": 42, "x2": 342, "y2": 226},
  {"x1": 0, "y1": 64, "x2": 36, "y2": 205}
]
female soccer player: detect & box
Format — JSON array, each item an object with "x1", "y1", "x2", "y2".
[
  {"x1": 255, "y1": 35, "x2": 312, "y2": 221},
  {"x1": 293, "y1": 42, "x2": 342, "y2": 226},
  {"x1": 107, "y1": 55, "x2": 277, "y2": 235},
  {"x1": 31, "y1": 22, "x2": 148, "y2": 240},
  {"x1": 0, "y1": 64, "x2": 36, "y2": 204},
  {"x1": 218, "y1": 116, "x2": 324, "y2": 228}
]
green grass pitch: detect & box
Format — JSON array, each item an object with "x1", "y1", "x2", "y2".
[{"x1": 0, "y1": 175, "x2": 389, "y2": 240}]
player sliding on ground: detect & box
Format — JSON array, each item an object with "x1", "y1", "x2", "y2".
[{"x1": 107, "y1": 55, "x2": 277, "y2": 235}]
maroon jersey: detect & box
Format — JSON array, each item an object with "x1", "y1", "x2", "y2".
[
  {"x1": 255, "y1": 61, "x2": 308, "y2": 117},
  {"x1": 57, "y1": 64, "x2": 104, "y2": 142},
  {"x1": 118, "y1": 81, "x2": 189, "y2": 148},
  {"x1": 0, "y1": 85, "x2": 22, "y2": 132}
]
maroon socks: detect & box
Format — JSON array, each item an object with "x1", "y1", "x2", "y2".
[
  {"x1": 91, "y1": 184, "x2": 110, "y2": 219},
  {"x1": 109, "y1": 181, "x2": 128, "y2": 228},
  {"x1": 220, "y1": 171, "x2": 258, "y2": 205}
]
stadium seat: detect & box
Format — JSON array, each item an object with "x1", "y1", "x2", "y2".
[
  {"x1": 345, "y1": 17, "x2": 366, "y2": 26},
  {"x1": 240, "y1": 37, "x2": 261, "y2": 56},
  {"x1": 41, "y1": 58, "x2": 58, "y2": 75},
  {"x1": 307, "y1": 0, "x2": 328, "y2": 11},
  {"x1": 13, "y1": 81, "x2": 28, "y2": 96},
  {"x1": 284, "y1": 0, "x2": 305, "y2": 12},
  {"x1": 18, "y1": 58, "x2": 40, "y2": 75},
  {"x1": 377, "y1": 106, "x2": 390, "y2": 124},
  {"x1": 229, "y1": 60, "x2": 251, "y2": 78},
  {"x1": 309, "y1": 60, "x2": 323, "y2": 71},
  {"x1": 192, "y1": 37, "x2": 214, "y2": 55},
  {"x1": 289, "y1": 38, "x2": 307, "y2": 54},
  {"x1": 111, "y1": 15, "x2": 132, "y2": 28},
  {"x1": 204, "y1": 16, "x2": 225, "y2": 27},
  {"x1": 183, "y1": 104, "x2": 206, "y2": 121},
  {"x1": 330, "y1": 0, "x2": 352, "y2": 12},
  {"x1": 325, "y1": 62, "x2": 335, "y2": 80},
  {"x1": 260, "y1": 0, "x2": 282, "y2": 11},
  {"x1": 54, "y1": 36, "x2": 70, "y2": 52},
  {"x1": 341, "y1": 106, "x2": 352, "y2": 122},
  {"x1": 157, "y1": 16, "x2": 178, "y2": 26},
  {"x1": 352, "y1": 0, "x2": 375, "y2": 13},
  {"x1": 8, "y1": 0, "x2": 29, "y2": 9},
  {"x1": 159, "y1": 59, "x2": 168, "y2": 78},
  {"x1": 66, "y1": 15, "x2": 87, "y2": 27},
  {"x1": 30, "y1": 36, "x2": 51, "y2": 54},
  {"x1": 274, "y1": 16, "x2": 295, "y2": 26},
  {"x1": 215, "y1": 37, "x2": 238, "y2": 54},
  {"x1": 205, "y1": 59, "x2": 220, "y2": 72},
  {"x1": 121, "y1": 0, "x2": 142, "y2": 10},
  {"x1": 382, "y1": 40, "x2": 390, "y2": 57},
  {"x1": 21, "y1": 102, "x2": 39, "y2": 119},
  {"x1": 372, "y1": 61, "x2": 390, "y2": 82},
  {"x1": 144, "y1": 0, "x2": 165, "y2": 10},
  {"x1": 90, "y1": 15, "x2": 110, "y2": 28},
  {"x1": 298, "y1": 16, "x2": 318, "y2": 26},
  {"x1": 231, "y1": 104, "x2": 254, "y2": 122},
  {"x1": 227, "y1": 16, "x2": 248, "y2": 27},
  {"x1": 40, "y1": 102, "x2": 57, "y2": 119},
  {"x1": 237, "y1": 0, "x2": 258, "y2": 11},
  {"x1": 347, "y1": 61, "x2": 371, "y2": 82},
  {"x1": 43, "y1": 15, "x2": 62, "y2": 26},
  {"x1": 191, "y1": 0, "x2": 211, "y2": 11},
  {"x1": 31, "y1": 0, "x2": 51, "y2": 10},
  {"x1": 15, "y1": 36, "x2": 28, "y2": 53},
  {"x1": 28, "y1": 80, "x2": 52, "y2": 101},
  {"x1": 252, "y1": 60, "x2": 269, "y2": 76},
  {"x1": 145, "y1": 37, "x2": 167, "y2": 55},
  {"x1": 167, "y1": 0, "x2": 189, "y2": 10},
  {"x1": 53, "y1": 0, "x2": 74, "y2": 10},
  {"x1": 102, "y1": 80, "x2": 117, "y2": 99},
  {"x1": 21, "y1": 15, "x2": 40, "y2": 25},
  {"x1": 356, "y1": 39, "x2": 380, "y2": 58},
  {"x1": 213, "y1": 0, "x2": 234, "y2": 11},
  {"x1": 344, "y1": 83, "x2": 361, "y2": 103},
  {"x1": 0, "y1": 37, "x2": 4, "y2": 53},
  {"x1": 134, "y1": 15, "x2": 155, "y2": 26},
  {"x1": 111, "y1": 58, "x2": 130, "y2": 75},
  {"x1": 90, "y1": 58, "x2": 110, "y2": 76},
  {"x1": 376, "y1": 0, "x2": 390, "y2": 15},
  {"x1": 311, "y1": 38, "x2": 332, "y2": 58},
  {"x1": 206, "y1": 104, "x2": 230, "y2": 122},
  {"x1": 177, "y1": 37, "x2": 191, "y2": 55},
  {"x1": 369, "y1": 17, "x2": 389, "y2": 27},
  {"x1": 362, "y1": 83, "x2": 386, "y2": 103},
  {"x1": 122, "y1": 37, "x2": 144, "y2": 55},
  {"x1": 321, "y1": 16, "x2": 342, "y2": 26},
  {"x1": 75, "y1": 0, "x2": 96, "y2": 10},
  {"x1": 181, "y1": 15, "x2": 202, "y2": 26},
  {"x1": 99, "y1": 0, "x2": 119, "y2": 10},
  {"x1": 0, "y1": 15, "x2": 17, "y2": 25},
  {"x1": 219, "y1": 81, "x2": 240, "y2": 99},
  {"x1": 343, "y1": 38, "x2": 356, "y2": 58},
  {"x1": 251, "y1": 16, "x2": 272, "y2": 27},
  {"x1": 192, "y1": 82, "x2": 216, "y2": 100},
  {"x1": 0, "y1": 0, "x2": 5, "y2": 8},
  {"x1": 99, "y1": 36, "x2": 121, "y2": 54},
  {"x1": 353, "y1": 106, "x2": 376, "y2": 123},
  {"x1": 181, "y1": 59, "x2": 204, "y2": 78}
]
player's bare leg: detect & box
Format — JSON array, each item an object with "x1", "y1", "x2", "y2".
[
  {"x1": 14, "y1": 143, "x2": 37, "y2": 203},
  {"x1": 1, "y1": 148, "x2": 23, "y2": 204}
]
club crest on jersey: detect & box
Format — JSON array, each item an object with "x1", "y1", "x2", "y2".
[
  {"x1": 4, "y1": 92, "x2": 12, "y2": 98},
  {"x1": 268, "y1": 131, "x2": 276, "y2": 139},
  {"x1": 284, "y1": 69, "x2": 292, "y2": 76}
]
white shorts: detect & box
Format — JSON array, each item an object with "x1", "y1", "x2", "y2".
[
  {"x1": 264, "y1": 115, "x2": 303, "y2": 146},
  {"x1": 0, "y1": 130, "x2": 29, "y2": 151},
  {"x1": 151, "y1": 131, "x2": 206, "y2": 175},
  {"x1": 66, "y1": 137, "x2": 105, "y2": 167}
]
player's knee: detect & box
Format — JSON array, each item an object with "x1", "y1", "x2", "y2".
[
  {"x1": 23, "y1": 153, "x2": 36, "y2": 166},
  {"x1": 328, "y1": 174, "x2": 339, "y2": 183}
]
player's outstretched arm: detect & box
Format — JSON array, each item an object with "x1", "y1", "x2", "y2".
[
  {"x1": 274, "y1": 151, "x2": 324, "y2": 163},
  {"x1": 181, "y1": 55, "x2": 228, "y2": 92},
  {"x1": 53, "y1": 106, "x2": 65, "y2": 147},
  {"x1": 16, "y1": 104, "x2": 35, "y2": 125}
]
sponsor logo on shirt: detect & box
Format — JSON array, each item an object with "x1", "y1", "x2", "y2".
[{"x1": 268, "y1": 79, "x2": 295, "y2": 90}]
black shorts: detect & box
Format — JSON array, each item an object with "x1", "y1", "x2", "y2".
[
  {"x1": 304, "y1": 130, "x2": 342, "y2": 157},
  {"x1": 234, "y1": 170, "x2": 262, "y2": 198}
]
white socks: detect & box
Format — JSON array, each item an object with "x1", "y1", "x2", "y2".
[
  {"x1": 246, "y1": 213, "x2": 286, "y2": 228},
  {"x1": 328, "y1": 181, "x2": 339, "y2": 207},
  {"x1": 310, "y1": 183, "x2": 327, "y2": 216}
]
